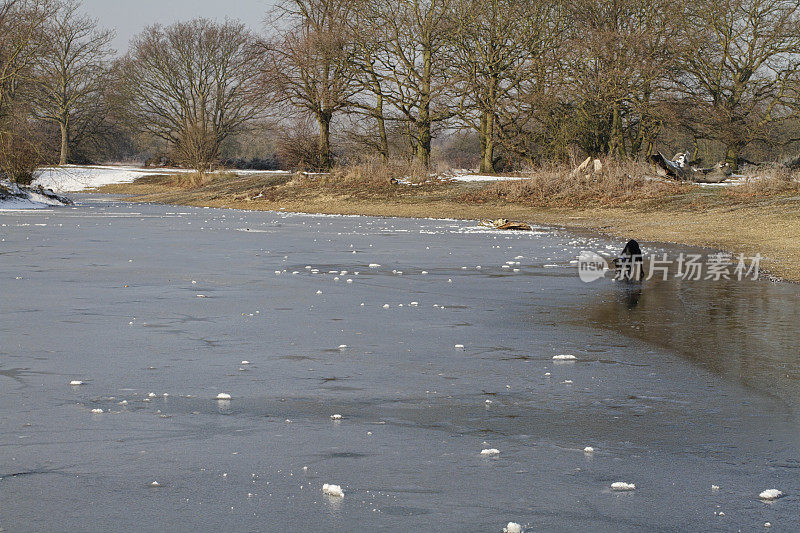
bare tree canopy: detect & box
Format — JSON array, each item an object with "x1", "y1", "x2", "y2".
[
  {"x1": 27, "y1": 0, "x2": 114, "y2": 164},
  {"x1": 257, "y1": 0, "x2": 357, "y2": 170},
  {"x1": 7, "y1": 0, "x2": 800, "y2": 177},
  {"x1": 677, "y1": 0, "x2": 800, "y2": 169},
  {"x1": 0, "y1": 0, "x2": 53, "y2": 183},
  {"x1": 117, "y1": 18, "x2": 262, "y2": 171}
]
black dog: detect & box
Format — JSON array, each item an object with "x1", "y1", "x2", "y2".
[{"x1": 612, "y1": 239, "x2": 644, "y2": 281}]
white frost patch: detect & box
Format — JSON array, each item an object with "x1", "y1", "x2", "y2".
[
  {"x1": 503, "y1": 523, "x2": 522, "y2": 533},
  {"x1": 480, "y1": 448, "x2": 500, "y2": 456},
  {"x1": 611, "y1": 482, "x2": 635, "y2": 491},
  {"x1": 216, "y1": 393, "x2": 232, "y2": 400},
  {"x1": 446, "y1": 173, "x2": 528, "y2": 183},
  {"x1": 552, "y1": 354, "x2": 577, "y2": 361},
  {"x1": 759, "y1": 489, "x2": 783, "y2": 500},
  {"x1": 322, "y1": 483, "x2": 344, "y2": 497}
]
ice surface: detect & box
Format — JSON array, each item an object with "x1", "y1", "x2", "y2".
[{"x1": 2, "y1": 195, "x2": 799, "y2": 532}]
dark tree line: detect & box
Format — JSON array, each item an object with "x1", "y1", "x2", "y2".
[{"x1": 3, "y1": 0, "x2": 800, "y2": 182}]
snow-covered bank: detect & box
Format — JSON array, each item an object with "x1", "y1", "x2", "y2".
[
  {"x1": 33, "y1": 165, "x2": 191, "y2": 193},
  {"x1": 0, "y1": 180, "x2": 72, "y2": 210},
  {"x1": 32, "y1": 165, "x2": 291, "y2": 193}
]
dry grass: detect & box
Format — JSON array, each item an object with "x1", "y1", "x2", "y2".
[
  {"x1": 726, "y1": 165, "x2": 800, "y2": 199},
  {"x1": 167, "y1": 171, "x2": 239, "y2": 189},
  {"x1": 281, "y1": 159, "x2": 448, "y2": 200},
  {"x1": 461, "y1": 159, "x2": 687, "y2": 207}
]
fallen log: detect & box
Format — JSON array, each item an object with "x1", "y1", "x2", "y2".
[{"x1": 480, "y1": 218, "x2": 532, "y2": 231}]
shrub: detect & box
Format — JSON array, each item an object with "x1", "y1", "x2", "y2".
[{"x1": 0, "y1": 120, "x2": 45, "y2": 185}]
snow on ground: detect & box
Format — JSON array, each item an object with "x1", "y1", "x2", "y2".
[
  {"x1": 32, "y1": 165, "x2": 291, "y2": 193},
  {"x1": 445, "y1": 174, "x2": 528, "y2": 183},
  {"x1": 33, "y1": 165, "x2": 192, "y2": 192},
  {"x1": 697, "y1": 175, "x2": 752, "y2": 188},
  {"x1": 0, "y1": 180, "x2": 70, "y2": 210}
]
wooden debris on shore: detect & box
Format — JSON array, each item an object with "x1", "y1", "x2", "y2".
[
  {"x1": 480, "y1": 218, "x2": 532, "y2": 231},
  {"x1": 650, "y1": 152, "x2": 733, "y2": 183},
  {"x1": 571, "y1": 156, "x2": 603, "y2": 178}
]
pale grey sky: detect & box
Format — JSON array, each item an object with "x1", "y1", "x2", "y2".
[{"x1": 80, "y1": 0, "x2": 278, "y2": 53}]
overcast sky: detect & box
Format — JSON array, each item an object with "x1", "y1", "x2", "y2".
[{"x1": 81, "y1": 0, "x2": 278, "y2": 53}]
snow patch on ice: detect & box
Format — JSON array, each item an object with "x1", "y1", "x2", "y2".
[
  {"x1": 552, "y1": 354, "x2": 577, "y2": 361},
  {"x1": 322, "y1": 483, "x2": 344, "y2": 497},
  {"x1": 759, "y1": 489, "x2": 783, "y2": 500}
]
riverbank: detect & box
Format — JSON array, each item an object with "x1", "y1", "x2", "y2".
[{"x1": 96, "y1": 171, "x2": 800, "y2": 281}]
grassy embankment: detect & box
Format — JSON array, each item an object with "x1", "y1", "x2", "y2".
[{"x1": 96, "y1": 161, "x2": 800, "y2": 280}]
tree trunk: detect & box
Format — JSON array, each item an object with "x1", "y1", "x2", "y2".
[
  {"x1": 608, "y1": 104, "x2": 626, "y2": 158},
  {"x1": 375, "y1": 93, "x2": 388, "y2": 163},
  {"x1": 317, "y1": 113, "x2": 332, "y2": 169},
  {"x1": 725, "y1": 142, "x2": 742, "y2": 171},
  {"x1": 416, "y1": 46, "x2": 432, "y2": 169},
  {"x1": 416, "y1": 119, "x2": 431, "y2": 169},
  {"x1": 59, "y1": 120, "x2": 69, "y2": 165},
  {"x1": 480, "y1": 111, "x2": 496, "y2": 174}
]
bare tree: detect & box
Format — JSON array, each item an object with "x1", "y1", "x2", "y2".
[
  {"x1": 345, "y1": 2, "x2": 392, "y2": 162},
  {"x1": 450, "y1": 0, "x2": 561, "y2": 172},
  {"x1": 561, "y1": 0, "x2": 677, "y2": 159},
  {"x1": 369, "y1": 0, "x2": 456, "y2": 168},
  {"x1": 0, "y1": 0, "x2": 52, "y2": 183},
  {"x1": 677, "y1": 0, "x2": 800, "y2": 168},
  {"x1": 258, "y1": 0, "x2": 357, "y2": 169},
  {"x1": 117, "y1": 19, "x2": 262, "y2": 171},
  {"x1": 1, "y1": 0, "x2": 51, "y2": 118},
  {"x1": 29, "y1": 0, "x2": 113, "y2": 164}
]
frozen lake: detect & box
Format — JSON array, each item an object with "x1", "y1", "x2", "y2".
[{"x1": 1, "y1": 196, "x2": 798, "y2": 532}]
